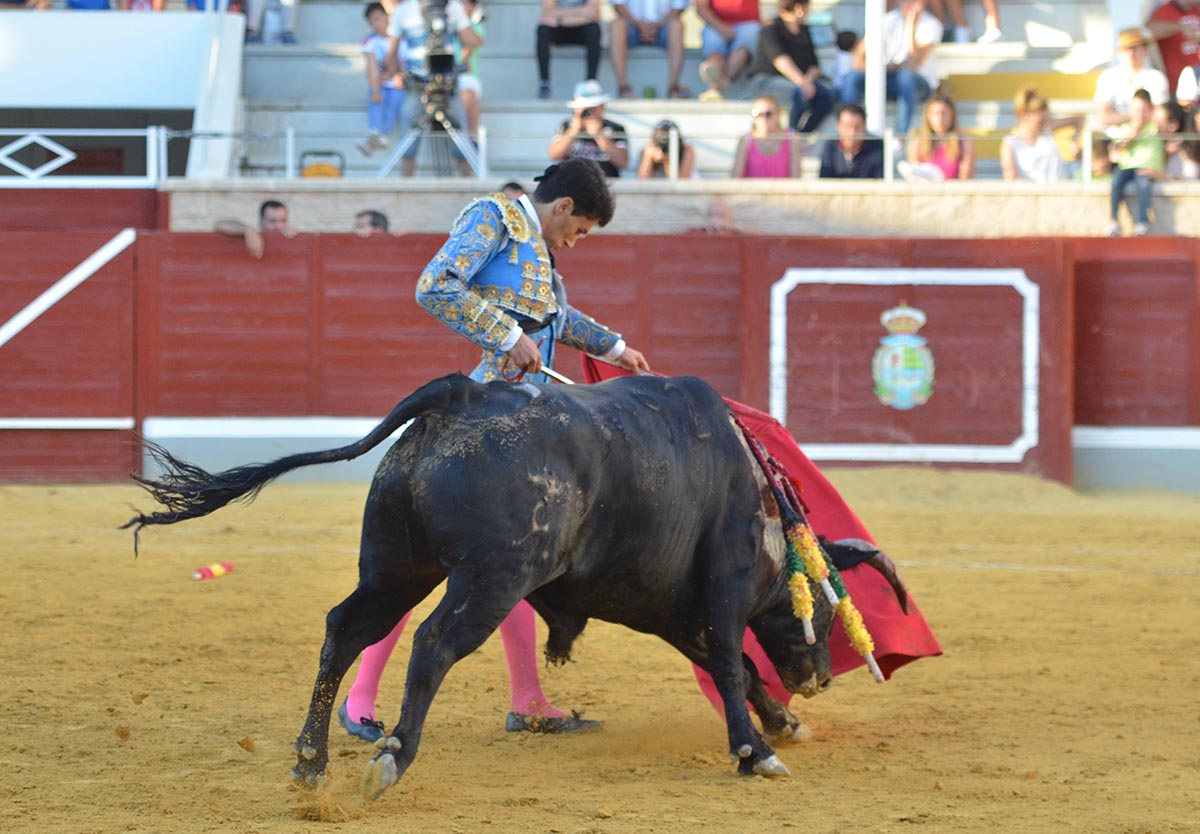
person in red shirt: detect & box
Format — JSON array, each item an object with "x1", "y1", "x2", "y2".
[
  {"x1": 696, "y1": 0, "x2": 762, "y2": 101},
  {"x1": 1148, "y1": 0, "x2": 1200, "y2": 96}
]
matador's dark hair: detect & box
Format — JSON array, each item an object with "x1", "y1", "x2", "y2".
[{"x1": 532, "y1": 158, "x2": 615, "y2": 226}]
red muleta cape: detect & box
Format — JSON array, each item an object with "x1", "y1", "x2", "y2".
[{"x1": 580, "y1": 357, "x2": 942, "y2": 709}]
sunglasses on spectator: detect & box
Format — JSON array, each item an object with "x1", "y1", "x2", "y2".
[{"x1": 752, "y1": 109, "x2": 776, "y2": 118}]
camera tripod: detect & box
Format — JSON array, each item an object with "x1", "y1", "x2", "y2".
[{"x1": 375, "y1": 84, "x2": 483, "y2": 178}]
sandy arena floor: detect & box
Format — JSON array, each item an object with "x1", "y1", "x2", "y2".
[{"x1": 2, "y1": 468, "x2": 1198, "y2": 834}]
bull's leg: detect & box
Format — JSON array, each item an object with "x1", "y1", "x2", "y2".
[
  {"x1": 703, "y1": 624, "x2": 789, "y2": 776},
  {"x1": 291, "y1": 577, "x2": 437, "y2": 785},
  {"x1": 361, "y1": 571, "x2": 531, "y2": 800}
]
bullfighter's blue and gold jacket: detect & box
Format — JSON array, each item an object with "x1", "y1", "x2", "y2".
[{"x1": 415, "y1": 193, "x2": 622, "y2": 381}]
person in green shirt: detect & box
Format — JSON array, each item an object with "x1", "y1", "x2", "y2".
[{"x1": 1109, "y1": 88, "x2": 1165, "y2": 236}]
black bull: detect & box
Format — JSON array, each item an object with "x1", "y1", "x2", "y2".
[{"x1": 127, "y1": 373, "x2": 857, "y2": 796}]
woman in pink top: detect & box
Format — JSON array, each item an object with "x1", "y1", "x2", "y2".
[
  {"x1": 732, "y1": 95, "x2": 804, "y2": 178},
  {"x1": 906, "y1": 92, "x2": 976, "y2": 179}
]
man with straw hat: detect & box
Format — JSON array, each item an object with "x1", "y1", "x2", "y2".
[
  {"x1": 548, "y1": 79, "x2": 631, "y2": 177},
  {"x1": 1095, "y1": 28, "x2": 1170, "y2": 130}
]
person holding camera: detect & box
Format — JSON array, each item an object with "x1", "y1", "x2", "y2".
[
  {"x1": 548, "y1": 79, "x2": 630, "y2": 177},
  {"x1": 637, "y1": 119, "x2": 697, "y2": 178},
  {"x1": 385, "y1": 0, "x2": 483, "y2": 176}
]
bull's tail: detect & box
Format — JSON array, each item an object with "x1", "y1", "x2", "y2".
[{"x1": 122, "y1": 373, "x2": 471, "y2": 543}]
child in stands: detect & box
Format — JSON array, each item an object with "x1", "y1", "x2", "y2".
[
  {"x1": 1108, "y1": 88, "x2": 1164, "y2": 236},
  {"x1": 359, "y1": 1, "x2": 406, "y2": 156}
]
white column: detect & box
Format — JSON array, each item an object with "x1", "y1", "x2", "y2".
[{"x1": 864, "y1": 0, "x2": 886, "y2": 135}]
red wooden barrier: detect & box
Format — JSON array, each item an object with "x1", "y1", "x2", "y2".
[{"x1": 2, "y1": 231, "x2": 1197, "y2": 483}]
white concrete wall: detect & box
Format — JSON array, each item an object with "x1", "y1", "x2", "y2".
[{"x1": 0, "y1": 11, "x2": 229, "y2": 110}]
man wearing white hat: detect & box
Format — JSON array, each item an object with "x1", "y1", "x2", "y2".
[
  {"x1": 547, "y1": 80, "x2": 631, "y2": 177},
  {"x1": 1094, "y1": 28, "x2": 1170, "y2": 129}
]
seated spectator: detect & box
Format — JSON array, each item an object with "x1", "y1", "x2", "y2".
[
  {"x1": 609, "y1": 0, "x2": 689, "y2": 99},
  {"x1": 548, "y1": 80, "x2": 630, "y2": 177},
  {"x1": 536, "y1": 0, "x2": 603, "y2": 99},
  {"x1": 926, "y1": 0, "x2": 1001, "y2": 43},
  {"x1": 1147, "y1": 1, "x2": 1200, "y2": 100},
  {"x1": 840, "y1": 0, "x2": 943, "y2": 136},
  {"x1": 746, "y1": 0, "x2": 836, "y2": 134},
  {"x1": 819, "y1": 103, "x2": 885, "y2": 178},
  {"x1": 696, "y1": 0, "x2": 762, "y2": 102},
  {"x1": 355, "y1": 210, "x2": 390, "y2": 236},
  {"x1": 66, "y1": 0, "x2": 113, "y2": 7},
  {"x1": 1001, "y1": 85, "x2": 1072, "y2": 183},
  {"x1": 731, "y1": 95, "x2": 804, "y2": 178},
  {"x1": 215, "y1": 200, "x2": 294, "y2": 259},
  {"x1": 186, "y1": 0, "x2": 246, "y2": 12},
  {"x1": 1108, "y1": 88, "x2": 1164, "y2": 237},
  {"x1": 120, "y1": 0, "x2": 164, "y2": 9},
  {"x1": 1156, "y1": 100, "x2": 1200, "y2": 179},
  {"x1": 359, "y1": 2, "x2": 406, "y2": 156},
  {"x1": 832, "y1": 30, "x2": 858, "y2": 92},
  {"x1": 245, "y1": 0, "x2": 298, "y2": 44},
  {"x1": 637, "y1": 119, "x2": 697, "y2": 178},
  {"x1": 1094, "y1": 28, "x2": 1169, "y2": 132},
  {"x1": 899, "y1": 92, "x2": 975, "y2": 180},
  {"x1": 1090, "y1": 134, "x2": 1113, "y2": 181}
]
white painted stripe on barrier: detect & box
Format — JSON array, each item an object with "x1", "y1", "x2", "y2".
[
  {"x1": 142, "y1": 416, "x2": 411, "y2": 440},
  {"x1": 1072, "y1": 426, "x2": 1200, "y2": 450},
  {"x1": 0, "y1": 418, "x2": 134, "y2": 430},
  {"x1": 769, "y1": 268, "x2": 1040, "y2": 464},
  {"x1": 899, "y1": 559, "x2": 1200, "y2": 578},
  {"x1": 0, "y1": 228, "x2": 137, "y2": 350}
]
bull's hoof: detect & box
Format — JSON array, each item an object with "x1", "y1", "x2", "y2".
[
  {"x1": 505, "y1": 711, "x2": 602, "y2": 734},
  {"x1": 361, "y1": 752, "x2": 401, "y2": 801},
  {"x1": 774, "y1": 722, "x2": 813, "y2": 744},
  {"x1": 752, "y1": 754, "x2": 792, "y2": 777},
  {"x1": 290, "y1": 757, "x2": 328, "y2": 785}
]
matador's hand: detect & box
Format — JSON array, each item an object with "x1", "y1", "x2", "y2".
[{"x1": 505, "y1": 333, "x2": 543, "y2": 377}]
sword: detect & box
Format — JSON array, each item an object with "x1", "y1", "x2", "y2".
[{"x1": 541, "y1": 366, "x2": 575, "y2": 385}]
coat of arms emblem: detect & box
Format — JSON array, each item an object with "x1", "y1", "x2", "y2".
[{"x1": 872, "y1": 302, "x2": 935, "y2": 410}]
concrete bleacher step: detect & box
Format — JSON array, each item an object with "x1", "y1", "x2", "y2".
[{"x1": 237, "y1": 0, "x2": 1116, "y2": 178}]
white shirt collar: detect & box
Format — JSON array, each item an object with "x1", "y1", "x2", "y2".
[{"x1": 516, "y1": 194, "x2": 542, "y2": 236}]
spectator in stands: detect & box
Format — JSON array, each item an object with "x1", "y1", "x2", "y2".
[
  {"x1": 355, "y1": 210, "x2": 391, "y2": 236},
  {"x1": 2, "y1": 0, "x2": 51, "y2": 8},
  {"x1": 245, "y1": 0, "x2": 298, "y2": 44},
  {"x1": 688, "y1": 199, "x2": 743, "y2": 233},
  {"x1": 819, "y1": 102, "x2": 885, "y2": 178},
  {"x1": 1147, "y1": 0, "x2": 1200, "y2": 99},
  {"x1": 536, "y1": 0, "x2": 603, "y2": 99},
  {"x1": 731, "y1": 94, "x2": 804, "y2": 178},
  {"x1": 358, "y1": 2, "x2": 406, "y2": 157},
  {"x1": 832, "y1": 29, "x2": 858, "y2": 93},
  {"x1": 747, "y1": 0, "x2": 836, "y2": 134},
  {"x1": 66, "y1": 0, "x2": 112, "y2": 7},
  {"x1": 186, "y1": 0, "x2": 245, "y2": 13},
  {"x1": 1108, "y1": 88, "x2": 1164, "y2": 237},
  {"x1": 500, "y1": 181, "x2": 527, "y2": 199},
  {"x1": 840, "y1": 0, "x2": 943, "y2": 136},
  {"x1": 215, "y1": 200, "x2": 294, "y2": 259},
  {"x1": 925, "y1": 0, "x2": 1001, "y2": 44},
  {"x1": 457, "y1": 0, "x2": 486, "y2": 136},
  {"x1": 1156, "y1": 100, "x2": 1200, "y2": 179},
  {"x1": 120, "y1": 0, "x2": 164, "y2": 9},
  {"x1": 386, "y1": 0, "x2": 482, "y2": 176},
  {"x1": 609, "y1": 0, "x2": 690, "y2": 99},
  {"x1": 1001, "y1": 85, "x2": 1073, "y2": 183},
  {"x1": 695, "y1": 0, "x2": 762, "y2": 102},
  {"x1": 637, "y1": 119, "x2": 697, "y2": 178},
  {"x1": 900, "y1": 92, "x2": 975, "y2": 180},
  {"x1": 1091, "y1": 134, "x2": 1113, "y2": 181},
  {"x1": 1094, "y1": 28, "x2": 1169, "y2": 131},
  {"x1": 548, "y1": 80, "x2": 630, "y2": 176}
]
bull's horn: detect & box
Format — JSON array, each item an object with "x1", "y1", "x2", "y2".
[{"x1": 864, "y1": 550, "x2": 909, "y2": 615}]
